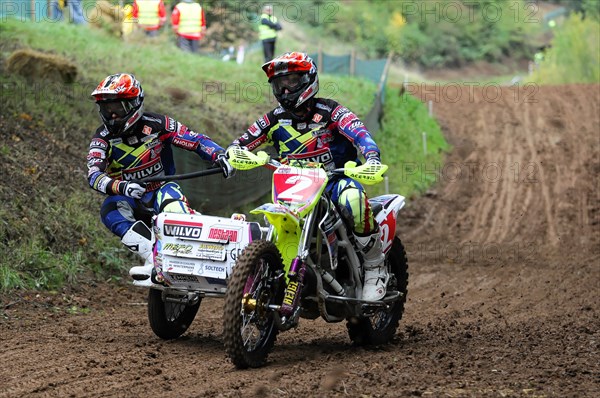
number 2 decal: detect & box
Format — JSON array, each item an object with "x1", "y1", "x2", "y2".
[
  {"x1": 379, "y1": 213, "x2": 396, "y2": 254},
  {"x1": 277, "y1": 176, "x2": 314, "y2": 201}
]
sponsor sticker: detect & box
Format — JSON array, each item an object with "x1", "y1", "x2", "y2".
[
  {"x1": 142, "y1": 115, "x2": 162, "y2": 124},
  {"x1": 257, "y1": 114, "x2": 270, "y2": 129},
  {"x1": 90, "y1": 138, "x2": 108, "y2": 150},
  {"x1": 339, "y1": 113, "x2": 356, "y2": 128},
  {"x1": 196, "y1": 243, "x2": 226, "y2": 261},
  {"x1": 203, "y1": 264, "x2": 227, "y2": 278},
  {"x1": 145, "y1": 139, "x2": 160, "y2": 149},
  {"x1": 280, "y1": 119, "x2": 292, "y2": 126},
  {"x1": 141, "y1": 133, "x2": 158, "y2": 142},
  {"x1": 312, "y1": 113, "x2": 323, "y2": 123},
  {"x1": 315, "y1": 102, "x2": 332, "y2": 112},
  {"x1": 297, "y1": 123, "x2": 307, "y2": 130},
  {"x1": 349, "y1": 121, "x2": 365, "y2": 130},
  {"x1": 122, "y1": 158, "x2": 163, "y2": 180},
  {"x1": 172, "y1": 137, "x2": 198, "y2": 150},
  {"x1": 164, "y1": 221, "x2": 203, "y2": 239},
  {"x1": 87, "y1": 158, "x2": 104, "y2": 167},
  {"x1": 162, "y1": 243, "x2": 194, "y2": 255},
  {"x1": 142, "y1": 125, "x2": 152, "y2": 135},
  {"x1": 87, "y1": 150, "x2": 105, "y2": 159},
  {"x1": 332, "y1": 106, "x2": 349, "y2": 122},
  {"x1": 164, "y1": 258, "x2": 196, "y2": 272},
  {"x1": 207, "y1": 228, "x2": 239, "y2": 242},
  {"x1": 127, "y1": 136, "x2": 139, "y2": 145},
  {"x1": 248, "y1": 123, "x2": 260, "y2": 136},
  {"x1": 97, "y1": 176, "x2": 110, "y2": 192},
  {"x1": 166, "y1": 117, "x2": 177, "y2": 132}
]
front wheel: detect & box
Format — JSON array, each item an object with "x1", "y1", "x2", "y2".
[
  {"x1": 147, "y1": 289, "x2": 201, "y2": 339},
  {"x1": 347, "y1": 237, "x2": 409, "y2": 345},
  {"x1": 223, "y1": 240, "x2": 285, "y2": 368}
]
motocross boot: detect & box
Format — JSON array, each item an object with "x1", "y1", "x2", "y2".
[
  {"x1": 355, "y1": 229, "x2": 388, "y2": 301},
  {"x1": 122, "y1": 221, "x2": 154, "y2": 282}
]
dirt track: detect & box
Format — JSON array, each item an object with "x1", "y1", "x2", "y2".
[{"x1": 1, "y1": 84, "x2": 599, "y2": 397}]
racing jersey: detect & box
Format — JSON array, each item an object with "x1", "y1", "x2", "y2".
[
  {"x1": 87, "y1": 112, "x2": 224, "y2": 195},
  {"x1": 232, "y1": 98, "x2": 380, "y2": 169}
]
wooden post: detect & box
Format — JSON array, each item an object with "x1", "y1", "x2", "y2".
[
  {"x1": 317, "y1": 45, "x2": 323, "y2": 73},
  {"x1": 376, "y1": 52, "x2": 394, "y2": 96}
]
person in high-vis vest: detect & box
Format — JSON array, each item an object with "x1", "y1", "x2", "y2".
[
  {"x1": 259, "y1": 4, "x2": 282, "y2": 62},
  {"x1": 132, "y1": 0, "x2": 166, "y2": 37},
  {"x1": 171, "y1": 0, "x2": 206, "y2": 53},
  {"x1": 122, "y1": 4, "x2": 135, "y2": 38}
]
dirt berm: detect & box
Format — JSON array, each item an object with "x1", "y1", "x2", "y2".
[{"x1": 1, "y1": 84, "x2": 598, "y2": 397}]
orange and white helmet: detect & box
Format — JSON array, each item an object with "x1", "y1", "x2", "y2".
[
  {"x1": 91, "y1": 73, "x2": 144, "y2": 136},
  {"x1": 262, "y1": 52, "x2": 318, "y2": 112}
]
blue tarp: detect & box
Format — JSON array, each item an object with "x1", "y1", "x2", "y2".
[{"x1": 0, "y1": 0, "x2": 60, "y2": 21}]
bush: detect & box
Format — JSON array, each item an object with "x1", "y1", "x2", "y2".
[{"x1": 532, "y1": 13, "x2": 600, "y2": 84}]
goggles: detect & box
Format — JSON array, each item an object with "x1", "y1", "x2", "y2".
[
  {"x1": 271, "y1": 73, "x2": 309, "y2": 95},
  {"x1": 97, "y1": 99, "x2": 136, "y2": 120}
]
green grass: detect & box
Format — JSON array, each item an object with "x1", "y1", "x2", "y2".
[
  {"x1": 0, "y1": 16, "x2": 447, "y2": 292},
  {"x1": 369, "y1": 89, "x2": 449, "y2": 198},
  {"x1": 0, "y1": 18, "x2": 374, "y2": 137}
]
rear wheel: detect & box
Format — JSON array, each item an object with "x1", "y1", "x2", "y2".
[
  {"x1": 347, "y1": 237, "x2": 409, "y2": 345},
  {"x1": 223, "y1": 240, "x2": 285, "y2": 368},
  {"x1": 147, "y1": 289, "x2": 201, "y2": 339}
]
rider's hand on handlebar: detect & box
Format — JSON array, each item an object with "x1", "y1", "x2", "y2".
[
  {"x1": 365, "y1": 152, "x2": 382, "y2": 166},
  {"x1": 121, "y1": 181, "x2": 146, "y2": 199},
  {"x1": 216, "y1": 153, "x2": 235, "y2": 179}
]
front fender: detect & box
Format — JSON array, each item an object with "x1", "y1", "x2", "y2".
[{"x1": 251, "y1": 203, "x2": 301, "y2": 271}]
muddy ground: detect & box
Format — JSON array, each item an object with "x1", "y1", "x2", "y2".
[{"x1": 1, "y1": 84, "x2": 599, "y2": 397}]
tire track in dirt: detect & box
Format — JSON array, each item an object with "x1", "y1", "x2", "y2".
[{"x1": 523, "y1": 99, "x2": 559, "y2": 244}]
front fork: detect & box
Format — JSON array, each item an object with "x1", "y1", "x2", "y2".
[{"x1": 274, "y1": 204, "x2": 320, "y2": 330}]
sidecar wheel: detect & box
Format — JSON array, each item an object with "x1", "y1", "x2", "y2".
[
  {"x1": 223, "y1": 240, "x2": 285, "y2": 369},
  {"x1": 347, "y1": 237, "x2": 409, "y2": 345},
  {"x1": 147, "y1": 288, "x2": 201, "y2": 340}
]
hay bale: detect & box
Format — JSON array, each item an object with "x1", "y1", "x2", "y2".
[
  {"x1": 6, "y1": 49, "x2": 78, "y2": 84},
  {"x1": 87, "y1": 0, "x2": 124, "y2": 37}
]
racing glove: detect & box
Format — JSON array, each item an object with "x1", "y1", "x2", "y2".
[
  {"x1": 365, "y1": 152, "x2": 382, "y2": 165},
  {"x1": 120, "y1": 181, "x2": 146, "y2": 199},
  {"x1": 216, "y1": 153, "x2": 235, "y2": 179}
]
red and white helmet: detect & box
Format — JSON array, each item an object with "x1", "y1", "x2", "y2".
[
  {"x1": 91, "y1": 73, "x2": 144, "y2": 136},
  {"x1": 262, "y1": 52, "x2": 319, "y2": 112}
]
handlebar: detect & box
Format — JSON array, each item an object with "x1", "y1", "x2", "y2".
[
  {"x1": 227, "y1": 147, "x2": 388, "y2": 185},
  {"x1": 139, "y1": 166, "x2": 223, "y2": 183}
]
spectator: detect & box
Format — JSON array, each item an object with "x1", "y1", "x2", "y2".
[
  {"x1": 50, "y1": 0, "x2": 64, "y2": 21},
  {"x1": 68, "y1": 0, "x2": 86, "y2": 25},
  {"x1": 171, "y1": 0, "x2": 206, "y2": 53},
  {"x1": 122, "y1": 4, "x2": 135, "y2": 38},
  {"x1": 259, "y1": 4, "x2": 281, "y2": 62},
  {"x1": 132, "y1": 0, "x2": 166, "y2": 37}
]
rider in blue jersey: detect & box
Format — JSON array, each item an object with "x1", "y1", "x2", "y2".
[
  {"x1": 87, "y1": 73, "x2": 234, "y2": 284},
  {"x1": 230, "y1": 52, "x2": 388, "y2": 301}
]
